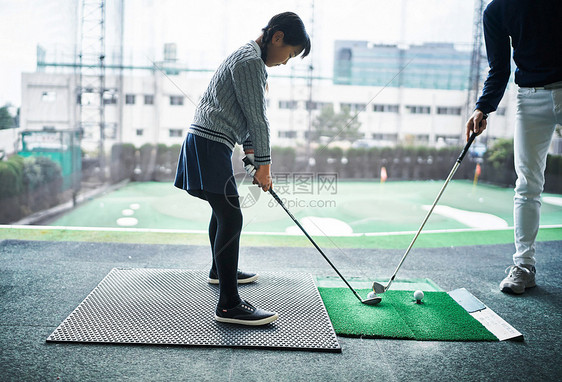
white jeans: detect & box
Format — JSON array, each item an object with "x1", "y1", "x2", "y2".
[{"x1": 513, "y1": 86, "x2": 562, "y2": 266}]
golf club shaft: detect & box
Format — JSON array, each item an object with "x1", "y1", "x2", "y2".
[
  {"x1": 268, "y1": 188, "x2": 365, "y2": 303},
  {"x1": 383, "y1": 132, "x2": 477, "y2": 292}
]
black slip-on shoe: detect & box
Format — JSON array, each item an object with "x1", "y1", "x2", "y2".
[
  {"x1": 215, "y1": 300, "x2": 279, "y2": 326},
  {"x1": 208, "y1": 270, "x2": 259, "y2": 285}
]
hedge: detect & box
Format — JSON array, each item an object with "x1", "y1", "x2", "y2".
[
  {"x1": 22, "y1": 156, "x2": 63, "y2": 214},
  {"x1": 107, "y1": 141, "x2": 562, "y2": 193},
  {"x1": 114, "y1": 143, "x2": 182, "y2": 183},
  {"x1": 312, "y1": 144, "x2": 472, "y2": 181},
  {"x1": 110, "y1": 143, "x2": 136, "y2": 183},
  {"x1": 0, "y1": 155, "x2": 63, "y2": 223}
]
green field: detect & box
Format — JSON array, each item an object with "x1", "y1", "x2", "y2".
[{"x1": 49, "y1": 180, "x2": 562, "y2": 234}]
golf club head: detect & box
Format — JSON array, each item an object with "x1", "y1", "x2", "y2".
[
  {"x1": 372, "y1": 282, "x2": 386, "y2": 294},
  {"x1": 362, "y1": 295, "x2": 382, "y2": 305}
]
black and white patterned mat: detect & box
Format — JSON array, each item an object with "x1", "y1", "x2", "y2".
[{"x1": 47, "y1": 268, "x2": 341, "y2": 352}]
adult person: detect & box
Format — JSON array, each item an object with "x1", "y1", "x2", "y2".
[{"x1": 466, "y1": 0, "x2": 562, "y2": 294}]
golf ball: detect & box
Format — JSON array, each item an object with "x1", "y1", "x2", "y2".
[
  {"x1": 414, "y1": 290, "x2": 424, "y2": 301},
  {"x1": 367, "y1": 291, "x2": 377, "y2": 299}
]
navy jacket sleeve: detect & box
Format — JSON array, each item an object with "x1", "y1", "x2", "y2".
[{"x1": 475, "y1": 3, "x2": 512, "y2": 114}]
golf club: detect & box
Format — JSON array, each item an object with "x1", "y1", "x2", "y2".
[
  {"x1": 371, "y1": 131, "x2": 479, "y2": 294},
  {"x1": 242, "y1": 156, "x2": 381, "y2": 305}
]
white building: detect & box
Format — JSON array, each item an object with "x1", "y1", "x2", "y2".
[{"x1": 20, "y1": 68, "x2": 516, "y2": 155}]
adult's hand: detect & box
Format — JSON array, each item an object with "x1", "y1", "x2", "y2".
[{"x1": 466, "y1": 109, "x2": 488, "y2": 141}]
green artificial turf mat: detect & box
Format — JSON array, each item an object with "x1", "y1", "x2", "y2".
[{"x1": 318, "y1": 288, "x2": 498, "y2": 341}]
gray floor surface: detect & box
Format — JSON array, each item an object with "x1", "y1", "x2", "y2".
[{"x1": 1, "y1": 238, "x2": 561, "y2": 381}]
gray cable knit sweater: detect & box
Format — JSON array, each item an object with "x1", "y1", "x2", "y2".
[{"x1": 189, "y1": 40, "x2": 271, "y2": 165}]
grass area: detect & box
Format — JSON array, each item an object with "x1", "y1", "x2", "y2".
[
  {"x1": 318, "y1": 288, "x2": 498, "y2": 341},
  {"x1": 45, "y1": 181, "x2": 562, "y2": 235},
  {"x1": 3, "y1": 180, "x2": 560, "y2": 249},
  {"x1": 1, "y1": 225, "x2": 560, "y2": 249}
]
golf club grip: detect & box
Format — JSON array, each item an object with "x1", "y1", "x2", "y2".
[{"x1": 457, "y1": 132, "x2": 477, "y2": 163}]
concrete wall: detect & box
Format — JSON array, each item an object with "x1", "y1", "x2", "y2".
[{"x1": 0, "y1": 127, "x2": 20, "y2": 157}]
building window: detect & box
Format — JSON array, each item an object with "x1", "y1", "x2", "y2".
[
  {"x1": 306, "y1": 101, "x2": 320, "y2": 110},
  {"x1": 436, "y1": 106, "x2": 461, "y2": 115},
  {"x1": 406, "y1": 105, "x2": 430, "y2": 114},
  {"x1": 436, "y1": 135, "x2": 461, "y2": 145},
  {"x1": 415, "y1": 134, "x2": 430, "y2": 143},
  {"x1": 170, "y1": 96, "x2": 184, "y2": 106},
  {"x1": 41, "y1": 91, "x2": 57, "y2": 102},
  {"x1": 136, "y1": 129, "x2": 144, "y2": 136},
  {"x1": 306, "y1": 101, "x2": 332, "y2": 111},
  {"x1": 125, "y1": 94, "x2": 136, "y2": 105},
  {"x1": 278, "y1": 130, "x2": 297, "y2": 138},
  {"x1": 104, "y1": 123, "x2": 117, "y2": 139},
  {"x1": 341, "y1": 103, "x2": 366, "y2": 113},
  {"x1": 372, "y1": 133, "x2": 398, "y2": 142},
  {"x1": 279, "y1": 100, "x2": 298, "y2": 110},
  {"x1": 103, "y1": 94, "x2": 118, "y2": 105},
  {"x1": 373, "y1": 104, "x2": 399, "y2": 113},
  {"x1": 169, "y1": 129, "x2": 183, "y2": 137},
  {"x1": 144, "y1": 95, "x2": 154, "y2": 105},
  {"x1": 338, "y1": 48, "x2": 352, "y2": 61}
]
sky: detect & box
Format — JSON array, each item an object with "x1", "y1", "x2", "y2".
[{"x1": 0, "y1": 0, "x2": 477, "y2": 109}]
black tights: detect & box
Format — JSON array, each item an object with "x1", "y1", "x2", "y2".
[{"x1": 205, "y1": 191, "x2": 242, "y2": 308}]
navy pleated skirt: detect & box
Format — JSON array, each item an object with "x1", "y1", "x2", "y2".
[{"x1": 174, "y1": 132, "x2": 238, "y2": 199}]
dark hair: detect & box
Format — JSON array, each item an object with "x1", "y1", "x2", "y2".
[{"x1": 260, "y1": 12, "x2": 311, "y2": 63}]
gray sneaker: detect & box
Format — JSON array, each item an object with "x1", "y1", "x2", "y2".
[{"x1": 500, "y1": 265, "x2": 536, "y2": 294}]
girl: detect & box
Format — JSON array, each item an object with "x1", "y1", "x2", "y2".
[{"x1": 174, "y1": 12, "x2": 311, "y2": 326}]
